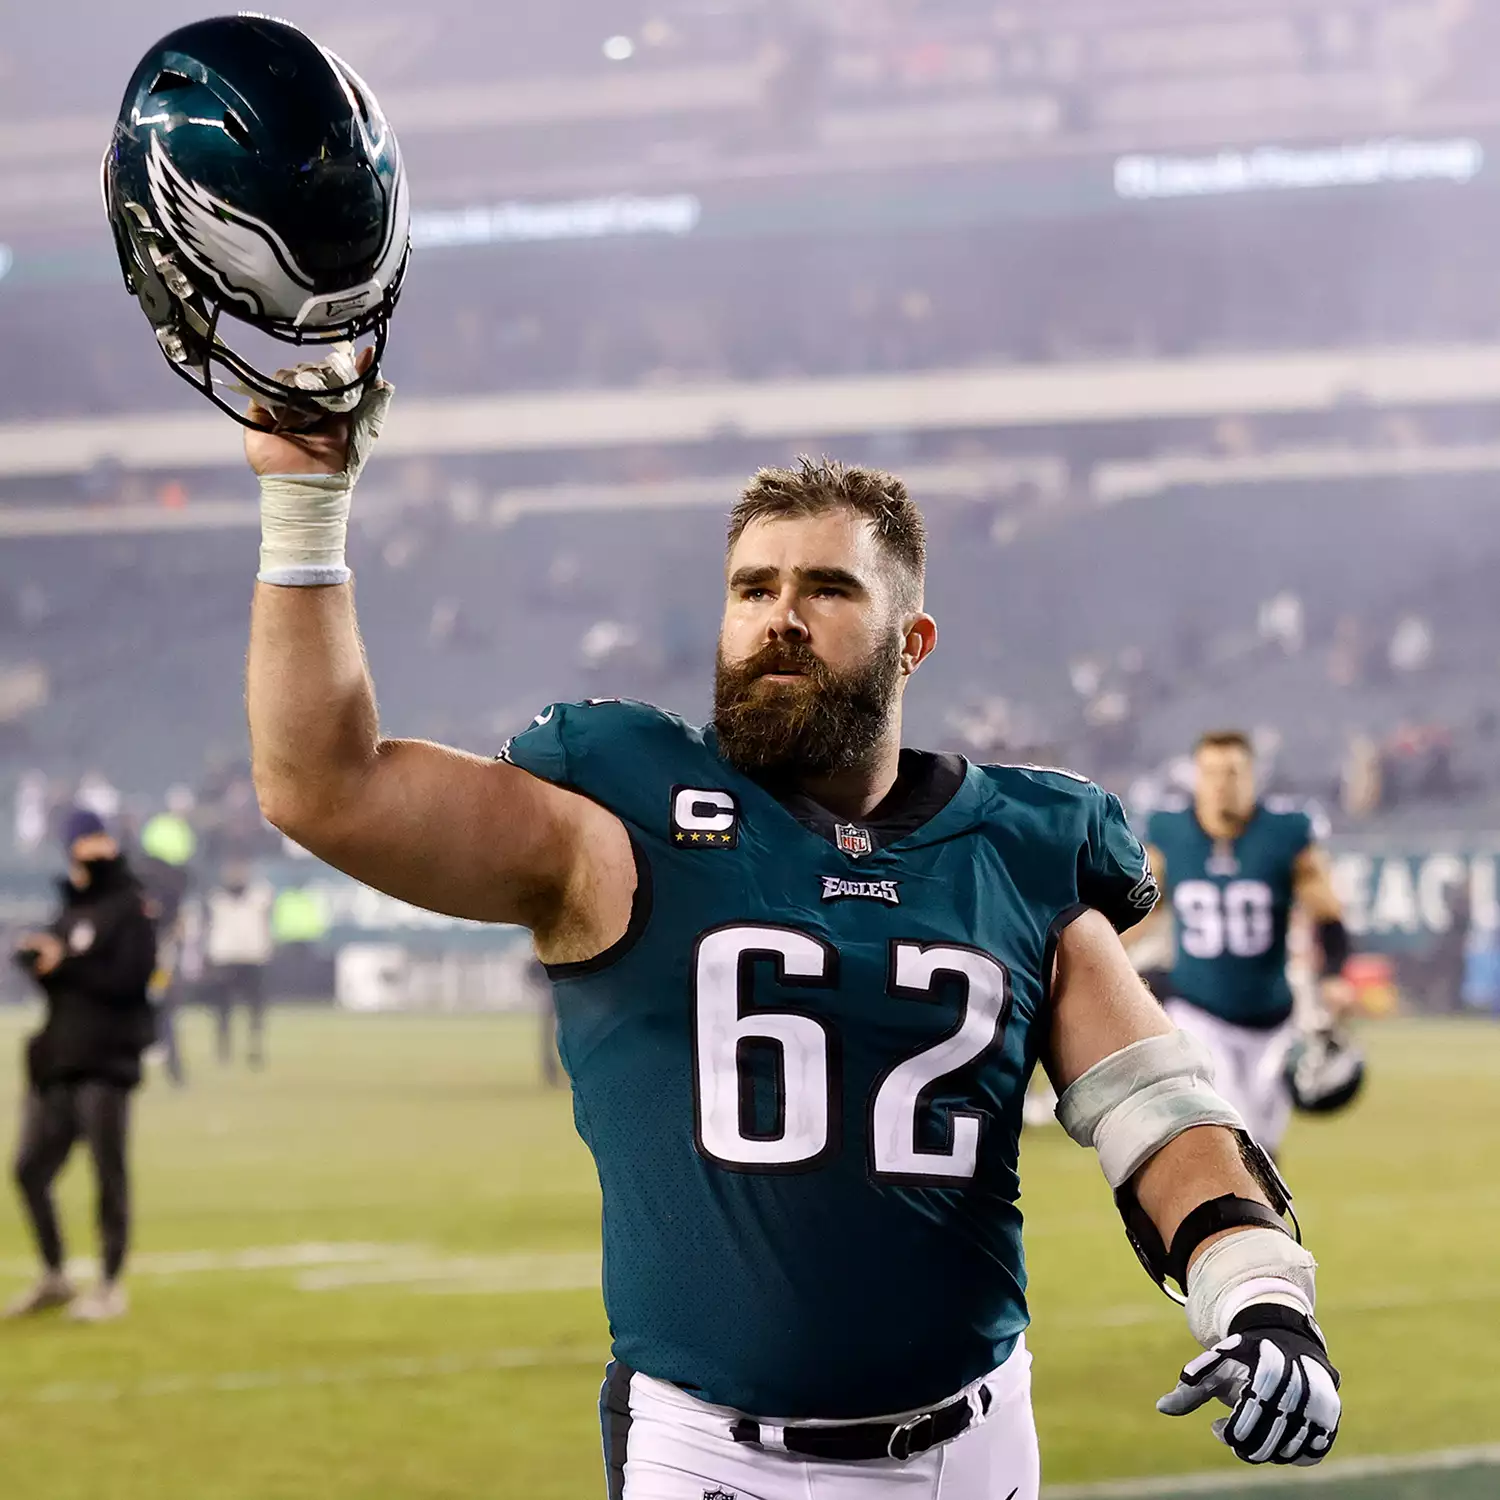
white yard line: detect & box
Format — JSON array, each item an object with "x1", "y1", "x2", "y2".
[
  {"x1": 296, "y1": 1250, "x2": 599, "y2": 1293},
  {"x1": 0, "y1": 1242, "x2": 423, "y2": 1280},
  {"x1": 9, "y1": 1346, "x2": 606, "y2": 1406},
  {"x1": 1053, "y1": 1281, "x2": 1500, "y2": 1330},
  {"x1": 1044, "y1": 1444, "x2": 1500, "y2": 1497},
  {"x1": 5, "y1": 1241, "x2": 1497, "y2": 1314}
]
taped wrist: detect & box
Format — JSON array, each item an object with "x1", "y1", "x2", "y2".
[
  {"x1": 1185, "y1": 1227, "x2": 1317, "y2": 1349},
  {"x1": 258, "y1": 473, "x2": 352, "y2": 586},
  {"x1": 254, "y1": 376, "x2": 392, "y2": 588}
]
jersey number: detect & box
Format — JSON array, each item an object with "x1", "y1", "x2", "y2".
[
  {"x1": 691, "y1": 925, "x2": 1010, "y2": 1181},
  {"x1": 1174, "y1": 879, "x2": 1274, "y2": 959}
]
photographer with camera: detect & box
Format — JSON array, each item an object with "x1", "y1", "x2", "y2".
[{"x1": 6, "y1": 809, "x2": 157, "y2": 1322}]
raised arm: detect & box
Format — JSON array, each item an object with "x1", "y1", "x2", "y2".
[{"x1": 243, "y1": 378, "x2": 632, "y2": 952}]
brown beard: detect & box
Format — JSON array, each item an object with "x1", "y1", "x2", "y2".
[{"x1": 713, "y1": 636, "x2": 902, "y2": 778}]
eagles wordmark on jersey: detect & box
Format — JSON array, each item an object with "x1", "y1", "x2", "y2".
[{"x1": 503, "y1": 698, "x2": 1156, "y2": 1420}]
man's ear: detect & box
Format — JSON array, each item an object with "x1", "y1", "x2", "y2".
[{"x1": 901, "y1": 613, "x2": 938, "y2": 675}]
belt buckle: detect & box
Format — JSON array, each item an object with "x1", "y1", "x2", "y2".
[{"x1": 886, "y1": 1409, "x2": 937, "y2": 1462}]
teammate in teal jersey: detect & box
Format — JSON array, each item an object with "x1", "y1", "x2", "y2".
[
  {"x1": 1138, "y1": 731, "x2": 1356, "y2": 1156},
  {"x1": 239, "y1": 385, "x2": 1344, "y2": 1497}
]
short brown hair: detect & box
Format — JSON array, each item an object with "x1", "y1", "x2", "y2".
[
  {"x1": 728, "y1": 456, "x2": 926, "y2": 606},
  {"x1": 1195, "y1": 729, "x2": 1254, "y2": 755}
]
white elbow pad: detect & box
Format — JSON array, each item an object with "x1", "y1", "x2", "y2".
[
  {"x1": 1056, "y1": 1031, "x2": 1245, "y2": 1189},
  {"x1": 1185, "y1": 1226, "x2": 1318, "y2": 1349}
]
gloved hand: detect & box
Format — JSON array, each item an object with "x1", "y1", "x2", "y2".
[{"x1": 1157, "y1": 1303, "x2": 1341, "y2": 1466}]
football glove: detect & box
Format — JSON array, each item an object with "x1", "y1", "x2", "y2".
[{"x1": 1157, "y1": 1303, "x2": 1341, "y2": 1466}]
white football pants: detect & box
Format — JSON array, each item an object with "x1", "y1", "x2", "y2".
[
  {"x1": 1164, "y1": 998, "x2": 1295, "y2": 1152},
  {"x1": 600, "y1": 1337, "x2": 1039, "y2": 1500}
]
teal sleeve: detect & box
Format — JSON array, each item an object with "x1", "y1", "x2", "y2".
[
  {"x1": 498, "y1": 703, "x2": 571, "y2": 786},
  {"x1": 1082, "y1": 790, "x2": 1159, "y2": 933}
]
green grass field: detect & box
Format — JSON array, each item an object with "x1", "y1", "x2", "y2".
[{"x1": 0, "y1": 1010, "x2": 1495, "y2": 1499}]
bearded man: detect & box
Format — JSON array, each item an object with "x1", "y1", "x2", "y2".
[{"x1": 242, "y1": 382, "x2": 1343, "y2": 1497}]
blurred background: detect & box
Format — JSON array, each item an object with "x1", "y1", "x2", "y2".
[{"x1": 1, "y1": 3, "x2": 1498, "y2": 1496}]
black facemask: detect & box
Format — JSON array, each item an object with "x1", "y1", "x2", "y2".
[
  {"x1": 713, "y1": 635, "x2": 903, "y2": 780},
  {"x1": 73, "y1": 854, "x2": 125, "y2": 890}
]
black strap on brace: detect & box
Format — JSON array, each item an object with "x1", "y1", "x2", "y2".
[
  {"x1": 1165, "y1": 1195, "x2": 1291, "y2": 1291},
  {"x1": 1115, "y1": 1131, "x2": 1301, "y2": 1302}
]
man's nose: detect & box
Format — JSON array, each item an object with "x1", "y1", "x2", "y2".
[{"x1": 766, "y1": 596, "x2": 808, "y2": 642}]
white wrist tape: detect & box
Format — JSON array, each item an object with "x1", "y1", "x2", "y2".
[
  {"x1": 258, "y1": 474, "x2": 354, "y2": 586},
  {"x1": 256, "y1": 377, "x2": 393, "y2": 588},
  {"x1": 1056, "y1": 1031, "x2": 1245, "y2": 1189},
  {"x1": 1185, "y1": 1226, "x2": 1317, "y2": 1348}
]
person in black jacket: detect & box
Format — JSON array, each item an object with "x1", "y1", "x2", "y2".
[{"x1": 5, "y1": 809, "x2": 157, "y2": 1322}]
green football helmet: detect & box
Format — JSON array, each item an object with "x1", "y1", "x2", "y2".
[{"x1": 103, "y1": 14, "x2": 410, "y2": 427}]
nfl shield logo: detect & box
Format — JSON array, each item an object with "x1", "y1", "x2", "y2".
[
  {"x1": 703, "y1": 1491, "x2": 737, "y2": 1500},
  {"x1": 835, "y1": 823, "x2": 873, "y2": 858}
]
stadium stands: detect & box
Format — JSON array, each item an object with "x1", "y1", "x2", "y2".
[{"x1": 2, "y1": 453, "x2": 1496, "y2": 838}]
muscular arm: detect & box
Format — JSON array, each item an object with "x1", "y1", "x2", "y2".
[
  {"x1": 1046, "y1": 909, "x2": 1269, "y2": 1253},
  {"x1": 1292, "y1": 844, "x2": 1343, "y2": 923},
  {"x1": 243, "y1": 393, "x2": 632, "y2": 953},
  {"x1": 1293, "y1": 844, "x2": 1356, "y2": 1015}
]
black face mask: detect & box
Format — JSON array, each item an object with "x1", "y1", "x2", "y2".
[{"x1": 75, "y1": 855, "x2": 125, "y2": 889}]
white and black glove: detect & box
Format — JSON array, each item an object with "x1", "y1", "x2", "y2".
[{"x1": 1158, "y1": 1304, "x2": 1341, "y2": 1466}]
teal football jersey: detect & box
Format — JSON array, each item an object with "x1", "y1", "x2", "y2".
[
  {"x1": 503, "y1": 700, "x2": 1155, "y2": 1420},
  {"x1": 1147, "y1": 799, "x2": 1324, "y2": 1029}
]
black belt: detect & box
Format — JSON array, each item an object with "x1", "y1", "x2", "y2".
[{"x1": 729, "y1": 1382, "x2": 991, "y2": 1463}]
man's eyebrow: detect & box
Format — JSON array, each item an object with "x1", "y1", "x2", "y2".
[
  {"x1": 728, "y1": 564, "x2": 778, "y2": 590},
  {"x1": 797, "y1": 566, "x2": 866, "y2": 591},
  {"x1": 727, "y1": 564, "x2": 870, "y2": 591}
]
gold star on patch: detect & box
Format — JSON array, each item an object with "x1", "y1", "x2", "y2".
[
  {"x1": 674, "y1": 832, "x2": 685, "y2": 842},
  {"x1": 690, "y1": 832, "x2": 701, "y2": 842}
]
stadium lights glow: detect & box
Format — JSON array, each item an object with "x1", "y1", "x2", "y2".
[
  {"x1": 1114, "y1": 137, "x2": 1484, "y2": 201},
  {"x1": 602, "y1": 35, "x2": 635, "y2": 61},
  {"x1": 411, "y1": 193, "x2": 702, "y2": 249},
  {"x1": 0, "y1": 245, "x2": 12, "y2": 284}
]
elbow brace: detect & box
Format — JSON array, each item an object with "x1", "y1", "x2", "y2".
[
  {"x1": 1057, "y1": 1032, "x2": 1305, "y2": 1328},
  {"x1": 1056, "y1": 1031, "x2": 1243, "y2": 1189},
  {"x1": 256, "y1": 373, "x2": 392, "y2": 587}
]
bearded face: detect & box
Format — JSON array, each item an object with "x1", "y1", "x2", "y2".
[{"x1": 713, "y1": 633, "x2": 904, "y2": 778}]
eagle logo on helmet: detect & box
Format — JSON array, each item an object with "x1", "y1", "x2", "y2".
[
  {"x1": 104, "y1": 14, "x2": 411, "y2": 429},
  {"x1": 145, "y1": 135, "x2": 319, "y2": 323}
]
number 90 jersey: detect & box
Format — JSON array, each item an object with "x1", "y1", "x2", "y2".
[
  {"x1": 1146, "y1": 799, "x2": 1324, "y2": 1030},
  {"x1": 503, "y1": 701, "x2": 1155, "y2": 1420}
]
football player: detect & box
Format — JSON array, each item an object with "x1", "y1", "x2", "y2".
[
  {"x1": 242, "y1": 434, "x2": 1343, "y2": 1494},
  {"x1": 107, "y1": 18, "x2": 1344, "y2": 1496},
  {"x1": 1137, "y1": 732, "x2": 1357, "y2": 1158}
]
